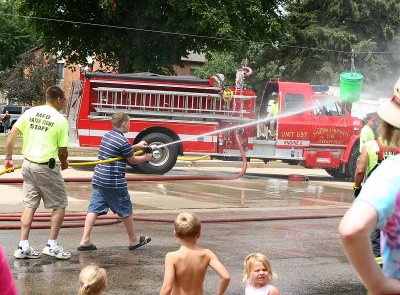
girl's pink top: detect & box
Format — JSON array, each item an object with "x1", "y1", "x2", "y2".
[
  {"x1": 0, "y1": 246, "x2": 18, "y2": 295},
  {"x1": 245, "y1": 284, "x2": 272, "y2": 295}
]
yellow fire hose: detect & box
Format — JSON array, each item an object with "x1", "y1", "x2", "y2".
[
  {"x1": 0, "y1": 150, "x2": 148, "y2": 176},
  {"x1": 0, "y1": 165, "x2": 22, "y2": 176},
  {"x1": 178, "y1": 155, "x2": 210, "y2": 161},
  {"x1": 1, "y1": 149, "x2": 250, "y2": 176}
]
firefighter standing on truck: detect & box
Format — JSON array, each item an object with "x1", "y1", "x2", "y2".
[{"x1": 257, "y1": 92, "x2": 279, "y2": 140}]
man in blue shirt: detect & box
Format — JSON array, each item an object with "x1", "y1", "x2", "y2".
[{"x1": 78, "y1": 112, "x2": 153, "y2": 251}]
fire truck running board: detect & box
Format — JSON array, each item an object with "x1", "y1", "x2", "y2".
[
  {"x1": 253, "y1": 139, "x2": 277, "y2": 144},
  {"x1": 253, "y1": 140, "x2": 277, "y2": 156}
]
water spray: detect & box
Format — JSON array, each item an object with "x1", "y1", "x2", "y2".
[{"x1": 157, "y1": 104, "x2": 320, "y2": 149}]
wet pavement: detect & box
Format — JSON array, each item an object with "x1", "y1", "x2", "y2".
[{"x1": 0, "y1": 162, "x2": 366, "y2": 294}]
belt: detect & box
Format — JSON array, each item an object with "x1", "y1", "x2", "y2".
[{"x1": 25, "y1": 158, "x2": 49, "y2": 165}]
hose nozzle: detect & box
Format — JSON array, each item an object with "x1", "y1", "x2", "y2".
[
  {"x1": 134, "y1": 145, "x2": 160, "y2": 156},
  {"x1": 143, "y1": 145, "x2": 160, "y2": 153}
]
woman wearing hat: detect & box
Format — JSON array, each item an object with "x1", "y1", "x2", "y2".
[{"x1": 339, "y1": 88, "x2": 400, "y2": 294}]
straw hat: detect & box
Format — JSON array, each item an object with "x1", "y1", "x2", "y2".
[{"x1": 377, "y1": 79, "x2": 400, "y2": 129}]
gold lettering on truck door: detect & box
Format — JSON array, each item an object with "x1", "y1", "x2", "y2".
[
  {"x1": 296, "y1": 131, "x2": 307, "y2": 138},
  {"x1": 281, "y1": 131, "x2": 295, "y2": 137}
]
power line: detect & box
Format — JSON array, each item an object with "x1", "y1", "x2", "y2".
[
  {"x1": 1, "y1": 12, "x2": 260, "y2": 44},
  {"x1": 2, "y1": 11, "x2": 400, "y2": 55}
]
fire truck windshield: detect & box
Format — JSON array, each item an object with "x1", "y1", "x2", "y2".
[{"x1": 314, "y1": 98, "x2": 343, "y2": 116}]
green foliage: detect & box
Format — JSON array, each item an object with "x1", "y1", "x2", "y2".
[
  {"x1": 0, "y1": 52, "x2": 58, "y2": 104},
  {"x1": 0, "y1": 0, "x2": 36, "y2": 70},
  {"x1": 244, "y1": 43, "x2": 283, "y2": 92},
  {"x1": 17, "y1": 0, "x2": 284, "y2": 73},
  {"x1": 316, "y1": 65, "x2": 337, "y2": 86},
  {"x1": 195, "y1": 52, "x2": 241, "y2": 85},
  {"x1": 281, "y1": 0, "x2": 400, "y2": 84}
]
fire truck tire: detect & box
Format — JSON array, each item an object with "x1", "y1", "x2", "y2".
[
  {"x1": 325, "y1": 147, "x2": 360, "y2": 180},
  {"x1": 346, "y1": 147, "x2": 360, "y2": 181},
  {"x1": 135, "y1": 133, "x2": 178, "y2": 175}
]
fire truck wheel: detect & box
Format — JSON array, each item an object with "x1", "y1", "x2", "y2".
[
  {"x1": 134, "y1": 132, "x2": 178, "y2": 175},
  {"x1": 346, "y1": 147, "x2": 360, "y2": 181},
  {"x1": 325, "y1": 147, "x2": 359, "y2": 180}
]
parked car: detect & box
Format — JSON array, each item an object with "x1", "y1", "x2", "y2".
[{"x1": 2, "y1": 105, "x2": 31, "y2": 130}]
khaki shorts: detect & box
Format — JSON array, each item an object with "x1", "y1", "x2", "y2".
[{"x1": 22, "y1": 160, "x2": 68, "y2": 209}]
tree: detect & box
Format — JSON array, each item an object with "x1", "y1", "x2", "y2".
[
  {"x1": 195, "y1": 46, "x2": 283, "y2": 94},
  {"x1": 195, "y1": 52, "x2": 242, "y2": 86},
  {"x1": 0, "y1": 52, "x2": 58, "y2": 105},
  {"x1": 280, "y1": 0, "x2": 400, "y2": 86},
  {"x1": 0, "y1": 0, "x2": 37, "y2": 70},
  {"x1": 17, "y1": 0, "x2": 285, "y2": 73}
]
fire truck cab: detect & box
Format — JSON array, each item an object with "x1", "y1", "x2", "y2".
[{"x1": 250, "y1": 80, "x2": 362, "y2": 179}]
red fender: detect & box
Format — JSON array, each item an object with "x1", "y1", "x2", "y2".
[{"x1": 242, "y1": 67, "x2": 253, "y2": 77}]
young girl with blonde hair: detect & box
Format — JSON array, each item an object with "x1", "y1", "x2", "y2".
[
  {"x1": 243, "y1": 253, "x2": 280, "y2": 295},
  {"x1": 78, "y1": 264, "x2": 108, "y2": 295}
]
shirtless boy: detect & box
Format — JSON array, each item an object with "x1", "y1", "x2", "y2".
[{"x1": 160, "y1": 212, "x2": 230, "y2": 295}]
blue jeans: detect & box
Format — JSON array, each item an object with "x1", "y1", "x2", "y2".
[
  {"x1": 3, "y1": 122, "x2": 9, "y2": 133},
  {"x1": 88, "y1": 184, "x2": 133, "y2": 217}
]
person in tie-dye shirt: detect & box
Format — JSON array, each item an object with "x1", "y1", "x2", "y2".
[{"x1": 339, "y1": 83, "x2": 400, "y2": 295}]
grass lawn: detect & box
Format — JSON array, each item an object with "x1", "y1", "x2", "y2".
[{"x1": 0, "y1": 135, "x2": 98, "y2": 157}]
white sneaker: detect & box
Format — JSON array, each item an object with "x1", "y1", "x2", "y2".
[
  {"x1": 42, "y1": 244, "x2": 71, "y2": 260},
  {"x1": 14, "y1": 246, "x2": 41, "y2": 259}
]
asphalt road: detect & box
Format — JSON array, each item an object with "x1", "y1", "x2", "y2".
[{"x1": 0, "y1": 163, "x2": 365, "y2": 294}]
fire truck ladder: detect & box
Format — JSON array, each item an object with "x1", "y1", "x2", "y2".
[
  {"x1": 91, "y1": 87, "x2": 252, "y2": 121},
  {"x1": 66, "y1": 80, "x2": 83, "y2": 146}
]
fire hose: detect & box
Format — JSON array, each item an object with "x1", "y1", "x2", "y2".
[
  {"x1": 0, "y1": 213, "x2": 122, "y2": 230},
  {"x1": 0, "y1": 133, "x2": 247, "y2": 183},
  {"x1": 0, "y1": 133, "x2": 247, "y2": 229},
  {"x1": 0, "y1": 212, "x2": 344, "y2": 230},
  {"x1": 0, "y1": 154, "x2": 212, "y2": 174},
  {"x1": 177, "y1": 155, "x2": 210, "y2": 161},
  {"x1": 0, "y1": 156, "x2": 126, "y2": 176},
  {"x1": 0, "y1": 133, "x2": 339, "y2": 230}
]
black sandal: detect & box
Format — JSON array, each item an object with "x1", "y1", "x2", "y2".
[{"x1": 129, "y1": 236, "x2": 151, "y2": 250}]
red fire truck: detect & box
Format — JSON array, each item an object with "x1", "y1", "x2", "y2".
[{"x1": 66, "y1": 69, "x2": 362, "y2": 178}]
